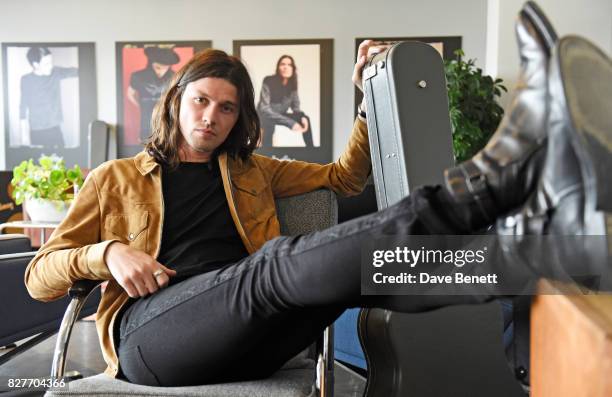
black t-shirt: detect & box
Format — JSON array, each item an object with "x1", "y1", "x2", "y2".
[{"x1": 156, "y1": 161, "x2": 249, "y2": 285}]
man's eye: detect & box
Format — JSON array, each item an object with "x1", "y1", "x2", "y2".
[
  {"x1": 222, "y1": 105, "x2": 235, "y2": 113},
  {"x1": 194, "y1": 97, "x2": 206, "y2": 104}
]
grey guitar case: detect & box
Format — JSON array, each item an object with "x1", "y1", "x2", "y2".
[
  {"x1": 359, "y1": 41, "x2": 525, "y2": 397},
  {"x1": 362, "y1": 41, "x2": 455, "y2": 207}
]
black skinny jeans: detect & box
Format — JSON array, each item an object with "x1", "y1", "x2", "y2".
[{"x1": 117, "y1": 186, "x2": 490, "y2": 386}]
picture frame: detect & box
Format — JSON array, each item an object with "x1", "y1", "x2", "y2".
[
  {"x1": 2, "y1": 42, "x2": 97, "y2": 168},
  {"x1": 233, "y1": 39, "x2": 333, "y2": 164},
  {"x1": 116, "y1": 40, "x2": 212, "y2": 158},
  {"x1": 354, "y1": 36, "x2": 462, "y2": 116}
]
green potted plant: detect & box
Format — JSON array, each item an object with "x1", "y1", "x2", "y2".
[
  {"x1": 445, "y1": 49, "x2": 507, "y2": 163},
  {"x1": 11, "y1": 155, "x2": 84, "y2": 222}
]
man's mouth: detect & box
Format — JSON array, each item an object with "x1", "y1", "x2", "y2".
[{"x1": 194, "y1": 128, "x2": 215, "y2": 136}]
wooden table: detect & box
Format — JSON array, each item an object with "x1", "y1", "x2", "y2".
[{"x1": 531, "y1": 279, "x2": 612, "y2": 397}]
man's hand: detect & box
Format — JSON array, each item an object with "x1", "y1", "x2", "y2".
[
  {"x1": 352, "y1": 40, "x2": 389, "y2": 92},
  {"x1": 104, "y1": 242, "x2": 176, "y2": 298}
]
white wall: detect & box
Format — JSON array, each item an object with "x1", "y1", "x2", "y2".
[
  {"x1": 1, "y1": 0, "x2": 610, "y2": 169},
  {"x1": 0, "y1": 0, "x2": 488, "y2": 168},
  {"x1": 491, "y1": 0, "x2": 612, "y2": 107}
]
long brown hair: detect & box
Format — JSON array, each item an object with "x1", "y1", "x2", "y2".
[{"x1": 146, "y1": 49, "x2": 260, "y2": 168}]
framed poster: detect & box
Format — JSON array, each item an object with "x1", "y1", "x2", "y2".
[
  {"x1": 116, "y1": 41, "x2": 212, "y2": 158},
  {"x1": 2, "y1": 42, "x2": 97, "y2": 168},
  {"x1": 234, "y1": 39, "x2": 333, "y2": 164},
  {"x1": 354, "y1": 36, "x2": 462, "y2": 116}
]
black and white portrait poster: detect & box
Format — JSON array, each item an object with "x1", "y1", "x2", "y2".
[
  {"x1": 2, "y1": 42, "x2": 97, "y2": 168},
  {"x1": 234, "y1": 39, "x2": 333, "y2": 164}
]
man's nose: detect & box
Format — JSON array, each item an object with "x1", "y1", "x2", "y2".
[{"x1": 202, "y1": 104, "x2": 218, "y2": 125}]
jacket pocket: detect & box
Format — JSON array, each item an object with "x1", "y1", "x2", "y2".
[
  {"x1": 104, "y1": 211, "x2": 149, "y2": 251},
  {"x1": 232, "y1": 168, "x2": 267, "y2": 196},
  {"x1": 232, "y1": 172, "x2": 276, "y2": 225}
]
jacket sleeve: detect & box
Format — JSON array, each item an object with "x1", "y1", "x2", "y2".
[
  {"x1": 261, "y1": 117, "x2": 371, "y2": 198},
  {"x1": 257, "y1": 77, "x2": 297, "y2": 128},
  {"x1": 24, "y1": 170, "x2": 116, "y2": 302}
]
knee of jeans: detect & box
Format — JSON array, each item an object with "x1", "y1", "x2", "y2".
[{"x1": 261, "y1": 235, "x2": 293, "y2": 257}]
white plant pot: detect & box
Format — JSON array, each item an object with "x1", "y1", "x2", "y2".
[{"x1": 25, "y1": 198, "x2": 70, "y2": 223}]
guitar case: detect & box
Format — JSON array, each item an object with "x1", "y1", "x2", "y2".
[
  {"x1": 359, "y1": 41, "x2": 525, "y2": 397},
  {"x1": 362, "y1": 41, "x2": 454, "y2": 207}
]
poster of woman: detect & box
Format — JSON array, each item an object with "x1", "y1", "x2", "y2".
[
  {"x1": 116, "y1": 41, "x2": 211, "y2": 158},
  {"x1": 258, "y1": 54, "x2": 315, "y2": 148},
  {"x1": 234, "y1": 39, "x2": 332, "y2": 164}
]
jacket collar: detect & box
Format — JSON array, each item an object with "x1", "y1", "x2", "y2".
[
  {"x1": 133, "y1": 151, "x2": 160, "y2": 176},
  {"x1": 133, "y1": 150, "x2": 240, "y2": 175}
]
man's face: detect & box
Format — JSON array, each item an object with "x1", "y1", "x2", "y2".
[
  {"x1": 178, "y1": 77, "x2": 240, "y2": 162},
  {"x1": 152, "y1": 62, "x2": 171, "y2": 78},
  {"x1": 278, "y1": 58, "x2": 294, "y2": 80},
  {"x1": 33, "y1": 54, "x2": 53, "y2": 76}
]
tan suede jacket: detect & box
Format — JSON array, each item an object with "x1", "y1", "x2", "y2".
[{"x1": 24, "y1": 118, "x2": 371, "y2": 377}]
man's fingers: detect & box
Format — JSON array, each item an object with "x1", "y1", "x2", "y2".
[
  {"x1": 143, "y1": 273, "x2": 159, "y2": 295},
  {"x1": 155, "y1": 272, "x2": 170, "y2": 288},
  {"x1": 160, "y1": 264, "x2": 176, "y2": 276},
  {"x1": 132, "y1": 277, "x2": 149, "y2": 297},
  {"x1": 357, "y1": 40, "x2": 373, "y2": 61},
  {"x1": 123, "y1": 280, "x2": 139, "y2": 299}
]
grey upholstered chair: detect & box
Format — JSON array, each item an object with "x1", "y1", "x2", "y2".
[{"x1": 44, "y1": 189, "x2": 337, "y2": 397}]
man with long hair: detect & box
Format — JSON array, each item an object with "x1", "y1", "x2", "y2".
[{"x1": 24, "y1": 19, "x2": 610, "y2": 387}]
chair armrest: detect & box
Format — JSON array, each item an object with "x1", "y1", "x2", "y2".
[
  {"x1": 316, "y1": 325, "x2": 334, "y2": 397},
  {"x1": 51, "y1": 280, "x2": 102, "y2": 380}
]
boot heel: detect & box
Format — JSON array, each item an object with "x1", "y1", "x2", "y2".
[{"x1": 555, "y1": 36, "x2": 612, "y2": 212}]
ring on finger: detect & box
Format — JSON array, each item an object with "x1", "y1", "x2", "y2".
[{"x1": 152, "y1": 269, "x2": 164, "y2": 278}]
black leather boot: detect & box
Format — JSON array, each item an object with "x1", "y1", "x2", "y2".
[
  {"x1": 441, "y1": 2, "x2": 558, "y2": 232},
  {"x1": 502, "y1": 35, "x2": 612, "y2": 236},
  {"x1": 498, "y1": 35, "x2": 612, "y2": 290}
]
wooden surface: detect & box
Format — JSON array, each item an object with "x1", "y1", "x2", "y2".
[{"x1": 531, "y1": 279, "x2": 612, "y2": 397}]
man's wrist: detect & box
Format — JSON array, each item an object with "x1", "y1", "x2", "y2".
[{"x1": 357, "y1": 101, "x2": 367, "y2": 120}]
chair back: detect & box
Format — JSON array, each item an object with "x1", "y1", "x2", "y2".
[{"x1": 275, "y1": 189, "x2": 338, "y2": 235}]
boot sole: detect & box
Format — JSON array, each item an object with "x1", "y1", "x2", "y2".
[{"x1": 553, "y1": 36, "x2": 612, "y2": 217}]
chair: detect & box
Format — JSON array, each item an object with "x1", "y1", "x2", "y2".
[
  {"x1": 44, "y1": 189, "x2": 337, "y2": 397},
  {"x1": 88, "y1": 120, "x2": 117, "y2": 169},
  {"x1": 0, "y1": 233, "x2": 32, "y2": 254},
  {"x1": 333, "y1": 183, "x2": 377, "y2": 371},
  {"x1": 0, "y1": 237, "x2": 100, "y2": 367}
]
